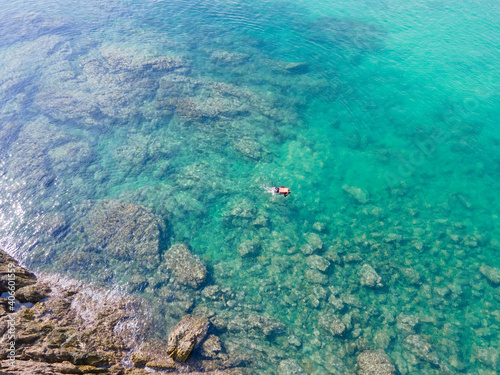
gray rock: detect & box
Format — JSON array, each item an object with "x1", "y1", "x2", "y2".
[
  {"x1": 278, "y1": 359, "x2": 307, "y2": 375},
  {"x1": 479, "y1": 264, "x2": 500, "y2": 285},
  {"x1": 306, "y1": 255, "x2": 330, "y2": 272},
  {"x1": 301, "y1": 244, "x2": 315, "y2": 255},
  {"x1": 344, "y1": 253, "x2": 363, "y2": 263},
  {"x1": 357, "y1": 350, "x2": 396, "y2": 375},
  {"x1": 359, "y1": 264, "x2": 383, "y2": 288},
  {"x1": 164, "y1": 244, "x2": 207, "y2": 289},
  {"x1": 200, "y1": 334, "x2": 222, "y2": 359},
  {"x1": 341, "y1": 294, "x2": 363, "y2": 308},
  {"x1": 318, "y1": 313, "x2": 346, "y2": 337}
]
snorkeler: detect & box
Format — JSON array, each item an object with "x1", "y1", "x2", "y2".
[{"x1": 262, "y1": 184, "x2": 291, "y2": 197}]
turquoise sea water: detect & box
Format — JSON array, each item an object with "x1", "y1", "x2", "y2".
[{"x1": 0, "y1": 0, "x2": 499, "y2": 373}]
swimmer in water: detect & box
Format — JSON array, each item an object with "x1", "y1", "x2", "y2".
[{"x1": 262, "y1": 184, "x2": 291, "y2": 197}]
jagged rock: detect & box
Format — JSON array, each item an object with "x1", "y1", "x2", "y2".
[
  {"x1": 342, "y1": 184, "x2": 369, "y2": 204},
  {"x1": 404, "y1": 334, "x2": 440, "y2": 365},
  {"x1": 224, "y1": 198, "x2": 256, "y2": 220},
  {"x1": 288, "y1": 335, "x2": 302, "y2": 347},
  {"x1": 141, "y1": 56, "x2": 188, "y2": 72},
  {"x1": 328, "y1": 295, "x2": 345, "y2": 311},
  {"x1": 278, "y1": 359, "x2": 307, "y2": 375},
  {"x1": 357, "y1": 351, "x2": 396, "y2": 375},
  {"x1": 479, "y1": 264, "x2": 500, "y2": 285},
  {"x1": 202, "y1": 285, "x2": 223, "y2": 300},
  {"x1": 318, "y1": 313, "x2": 346, "y2": 337},
  {"x1": 166, "y1": 314, "x2": 210, "y2": 362},
  {"x1": 359, "y1": 264, "x2": 383, "y2": 288},
  {"x1": 164, "y1": 244, "x2": 207, "y2": 289}
]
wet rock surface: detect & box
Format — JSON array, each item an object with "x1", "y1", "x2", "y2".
[{"x1": 166, "y1": 314, "x2": 210, "y2": 361}]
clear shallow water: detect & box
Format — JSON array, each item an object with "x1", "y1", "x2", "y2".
[{"x1": 0, "y1": 0, "x2": 499, "y2": 373}]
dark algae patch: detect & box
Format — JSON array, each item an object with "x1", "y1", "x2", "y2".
[{"x1": 0, "y1": 0, "x2": 499, "y2": 374}]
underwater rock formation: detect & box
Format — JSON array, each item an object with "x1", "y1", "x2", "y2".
[
  {"x1": 358, "y1": 264, "x2": 383, "y2": 288},
  {"x1": 164, "y1": 244, "x2": 208, "y2": 289},
  {"x1": 80, "y1": 199, "x2": 165, "y2": 272},
  {"x1": 479, "y1": 264, "x2": 500, "y2": 285},
  {"x1": 342, "y1": 184, "x2": 369, "y2": 204},
  {"x1": 357, "y1": 351, "x2": 396, "y2": 375},
  {"x1": 318, "y1": 313, "x2": 346, "y2": 337}
]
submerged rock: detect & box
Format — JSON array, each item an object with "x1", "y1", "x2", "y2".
[
  {"x1": 278, "y1": 359, "x2": 307, "y2": 375},
  {"x1": 164, "y1": 244, "x2": 208, "y2": 289},
  {"x1": 283, "y1": 62, "x2": 310, "y2": 75},
  {"x1": 166, "y1": 314, "x2": 210, "y2": 362},
  {"x1": 479, "y1": 264, "x2": 500, "y2": 285},
  {"x1": 237, "y1": 240, "x2": 259, "y2": 258},
  {"x1": 358, "y1": 264, "x2": 383, "y2": 288},
  {"x1": 318, "y1": 313, "x2": 346, "y2": 337},
  {"x1": 342, "y1": 184, "x2": 369, "y2": 204},
  {"x1": 82, "y1": 199, "x2": 165, "y2": 272},
  {"x1": 210, "y1": 51, "x2": 250, "y2": 66},
  {"x1": 357, "y1": 351, "x2": 396, "y2": 375},
  {"x1": 306, "y1": 255, "x2": 330, "y2": 272},
  {"x1": 404, "y1": 334, "x2": 440, "y2": 365}
]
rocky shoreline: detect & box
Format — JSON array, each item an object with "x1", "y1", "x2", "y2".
[
  {"x1": 0, "y1": 248, "x2": 405, "y2": 375},
  {"x1": 0, "y1": 248, "x2": 243, "y2": 374}
]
